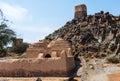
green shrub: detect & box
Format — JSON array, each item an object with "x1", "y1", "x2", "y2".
[
  {"x1": 11, "y1": 43, "x2": 29, "y2": 54},
  {"x1": 107, "y1": 56, "x2": 120, "y2": 63},
  {"x1": 0, "y1": 49, "x2": 7, "y2": 57}
]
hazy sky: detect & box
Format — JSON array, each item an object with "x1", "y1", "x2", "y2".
[{"x1": 0, "y1": 0, "x2": 120, "y2": 43}]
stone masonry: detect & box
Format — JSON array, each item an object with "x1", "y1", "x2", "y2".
[
  {"x1": 74, "y1": 4, "x2": 87, "y2": 19},
  {"x1": 12, "y1": 38, "x2": 23, "y2": 47}
]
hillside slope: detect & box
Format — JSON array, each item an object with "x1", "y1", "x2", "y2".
[{"x1": 44, "y1": 5, "x2": 120, "y2": 58}]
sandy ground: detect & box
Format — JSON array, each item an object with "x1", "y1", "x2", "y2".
[
  {"x1": 0, "y1": 77, "x2": 80, "y2": 81},
  {"x1": 89, "y1": 63, "x2": 120, "y2": 81},
  {"x1": 107, "y1": 72, "x2": 120, "y2": 81},
  {"x1": 90, "y1": 74, "x2": 108, "y2": 81}
]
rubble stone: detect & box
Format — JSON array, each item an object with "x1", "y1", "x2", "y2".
[{"x1": 45, "y1": 4, "x2": 120, "y2": 58}]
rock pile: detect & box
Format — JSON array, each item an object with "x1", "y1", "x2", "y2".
[{"x1": 44, "y1": 4, "x2": 120, "y2": 58}]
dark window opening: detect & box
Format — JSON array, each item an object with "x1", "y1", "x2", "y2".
[{"x1": 45, "y1": 54, "x2": 51, "y2": 58}]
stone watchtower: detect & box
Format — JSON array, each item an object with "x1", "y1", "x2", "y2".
[
  {"x1": 74, "y1": 4, "x2": 87, "y2": 19},
  {"x1": 12, "y1": 38, "x2": 23, "y2": 47}
]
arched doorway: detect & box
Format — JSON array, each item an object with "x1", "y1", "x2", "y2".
[{"x1": 45, "y1": 54, "x2": 51, "y2": 58}]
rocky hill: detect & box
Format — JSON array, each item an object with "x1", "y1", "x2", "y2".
[{"x1": 44, "y1": 4, "x2": 120, "y2": 58}]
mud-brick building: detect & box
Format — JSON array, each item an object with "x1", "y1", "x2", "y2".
[
  {"x1": 0, "y1": 38, "x2": 75, "y2": 77},
  {"x1": 26, "y1": 38, "x2": 72, "y2": 58}
]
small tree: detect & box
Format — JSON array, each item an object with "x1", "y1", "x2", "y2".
[
  {"x1": 107, "y1": 56, "x2": 120, "y2": 63},
  {"x1": 0, "y1": 10, "x2": 16, "y2": 56}
]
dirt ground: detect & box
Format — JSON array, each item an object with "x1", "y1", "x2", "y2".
[
  {"x1": 89, "y1": 63, "x2": 120, "y2": 81},
  {"x1": 107, "y1": 72, "x2": 120, "y2": 81},
  {"x1": 0, "y1": 77, "x2": 80, "y2": 81}
]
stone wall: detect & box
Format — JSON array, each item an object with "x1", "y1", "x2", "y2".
[
  {"x1": 12, "y1": 38, "x2": 23, "y2": 47},
  {"x1": 0, "y1": 54, "x2": 75, "y2": 77}
]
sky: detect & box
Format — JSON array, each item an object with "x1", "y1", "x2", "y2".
[{"x1": 0, "y1": 0, "x2": 120, "y2": 43}]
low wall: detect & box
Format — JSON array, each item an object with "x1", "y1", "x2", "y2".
[{"x1": 0, "y1": 56, "x2": 75, "y2": 77}]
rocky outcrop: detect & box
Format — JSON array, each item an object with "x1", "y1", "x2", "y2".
[{"x1": 45, "y1": 4, "x2": 120, "y2": 58}]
